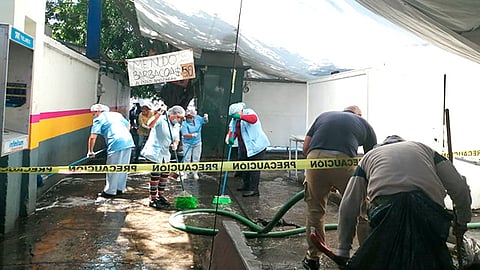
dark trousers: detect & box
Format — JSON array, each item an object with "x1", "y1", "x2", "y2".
[{"x1": 238, "y1": 148, "x2": 266, "y2": 192}]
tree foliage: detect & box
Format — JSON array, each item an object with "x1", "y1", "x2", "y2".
[
  {"x1": 45, "y1": 0, "x2": 88, "y2": 44},
  {"x1": 44, "y1": 0, "x2": 174, "y2": 99}
]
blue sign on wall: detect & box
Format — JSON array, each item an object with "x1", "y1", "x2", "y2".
[{"x1": 10, "y1": 27, "x2": 34, "y2": 50}]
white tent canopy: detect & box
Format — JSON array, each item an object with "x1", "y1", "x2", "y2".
[
  {"x1": 133, "y1": 0, "x2": 480, "y2": 82},
  {"x1": 133, "y1": 0, "x2": 426, "y2": 81},
  {"x1": 356, "y1": 0, "x2": 480, "y2": 68}
]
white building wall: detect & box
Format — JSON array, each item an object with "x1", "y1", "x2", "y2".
[
  {"x1": 39, "y1": 37, "x2": 131, "y2": 115},
  {"x1": 100, "y1": 75, "x2": 131, "y2": 116},
  {"x1": 243, "y1": 81, "x2": 307, "y2": 147},
  {"x1": 37, "y1": 37, "x2": 99, "y2": 113},
  {"x1": 306, "y1": 44, "x2": 480, "y2": 209},
  {"x1": 306, "y1": 45, "x2": 480, "y2": 153},
  {"x1": 307, "y1": 70, "x2": 369, "y2": 130},
  {"x1": 367, "y1": 45, "x2": 480, "y2": 152}
]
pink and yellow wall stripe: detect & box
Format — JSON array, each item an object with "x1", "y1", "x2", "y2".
[{"x1": 29, "y1": 109, "x2": 93, "y2": 149}]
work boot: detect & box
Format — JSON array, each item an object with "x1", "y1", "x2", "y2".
[
  {"x1": 149, "y1": 200, "x2": 169, "y2": 210},
  {"x1": 168, "y1": 172, "x2": 180, "y2": 181},
  {"x1": 98, "y1": 191, "x2": 116, "y2": 198},
  {"x1": 149, "y1": 196, "x2": 170, "y2": 209},
  {"x1": 302, "y1": 256, "x2": 320, "y2": 270},
  {"x1": 242, "y1": 191, "x2": 260, "y2": 197},
  {"x1": 156, "y1": 195, "x2": 171, "y2": 206}
]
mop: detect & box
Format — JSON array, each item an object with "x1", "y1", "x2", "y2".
[
  {"x1": 212, "y1": 119, "x2": 236, "y2": 205},
  {"x1": 166, "y1": 115, "x2": 198, "y2": 209}
]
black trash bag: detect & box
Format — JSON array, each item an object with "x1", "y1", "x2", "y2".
[
  {"x1": 346, "y1": 191, "x2": 454, "y2": 270},
  {"x1": 464, "y1": 236, "x2": 480, "y2": 269}
]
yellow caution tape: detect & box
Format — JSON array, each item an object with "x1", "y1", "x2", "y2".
[
  {"x1": 0, "y1": 157, "x2": 361, "y2": 174},
  {"x1": 2, "y1": 148, "x2": 479, "y2": 174},
  {"x1": 441, "y1": 150, "x2": 480, "y2": 157}
]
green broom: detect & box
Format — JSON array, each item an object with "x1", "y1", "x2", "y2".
[
  {"x1": 212, "y1": 140, "x2": 233, "y2": 205},
  {"x1": 174, "y1": 144, "x2": 198, "y2": 209},
  {"x1": 213, "y1": 64, "x2": 240, "y2": 205},
  {"x1": 166, "y1": 115, "x2": 198, "y2": 209},
  {"x1": 175, "y1": 190, "x2": 198, "y2": 209},
  {"x1": 212, "y1": 120, "x2": 236, "y2": 205}
]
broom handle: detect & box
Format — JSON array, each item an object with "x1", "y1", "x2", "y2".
[
  {"x1": 166, "y1": 114, "x2": 185, "y2": 191},
  {"x1": 181, "y1": 144, "x2": 192, "y2": 163},
  {"x1": 44, "y1": 148, "x2": 106, "y2": 178},
  {"x1": 445, "y1": 109, "x2": 465, "y2": 269},
  {"x1": 221, "y1": 119, "x2": 236, "y2": 195},
  {"x1": 221, "y1": 145, "x2": 233, "y2": 195},
  {"x1": 445, "y1": 109, "x2": 453, "y2": 162}
]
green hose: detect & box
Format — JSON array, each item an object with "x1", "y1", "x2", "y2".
[
  {"x1": 169, "y1": 190, "x2": 480, "y2": 238},
  {"x1": 169, "y1": 190, "x2": 337, "y2": 238}
]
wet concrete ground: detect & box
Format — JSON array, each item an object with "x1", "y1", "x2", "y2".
[{"x1": 1, "y1": 153, "x2": 479, "y2": 269}]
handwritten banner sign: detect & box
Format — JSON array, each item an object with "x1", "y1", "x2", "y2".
[{"x1": 126, "y1": 49, "x2": 196, "y2": 86}]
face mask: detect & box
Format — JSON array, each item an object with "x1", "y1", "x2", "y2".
[
  {"x1": 171, "y1": 119, "x2": 179, "y2": 125},
  {"x1": 186, "y1": 119, "x2": 193, "y2": 123}
]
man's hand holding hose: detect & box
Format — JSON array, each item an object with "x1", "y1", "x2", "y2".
[{"x1": 309, "y1": 226, "x2": 349, "y2": 268}]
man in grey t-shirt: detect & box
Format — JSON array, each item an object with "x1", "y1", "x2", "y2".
[{"x1": 337, "y1": 135, "x2": 471, "y2": 269}]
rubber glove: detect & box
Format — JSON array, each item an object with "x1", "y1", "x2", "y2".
[
  {"x1": 228, "y1": 137, "x2": 235, "y2": 145},
  {"x1": 87, "y1": 151, "x2": 95, "y2": 158},
  {"x1": 191, "y1": 133, "x2": 198, "y2": 137},
  {"x1": 232, "y1": 113, "x2": 241, "y2": 120},
  {"x1": 336, "y1": 250, "x2": 349, "y2": 269},
  {"x1": 141, "y1": 123, "x2": 151, "y2": 129},
  {"x1": 337, "y1": 256, "x2": 349, "y2": 269}
]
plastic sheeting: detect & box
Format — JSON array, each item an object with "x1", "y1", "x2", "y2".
[
  {"x1": 133, "y1": 1, "x2": 480, "y2": 82},
  {"x1": 348, "y1": 191, "x2": 454, "y2": 270},
  {"x1": 355, "y1": 0, "x2": 480, "y2": 71},
  {"x1": 133, "y1": 0, "x2": 423, "y2": 82},
  {"x1": 463, "y1": 236, "x2": 480, "y2": 268}
]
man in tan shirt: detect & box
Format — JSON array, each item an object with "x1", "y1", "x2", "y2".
[{"x1": 337, "y1": 135, "x2": 472, "y2": 269}]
